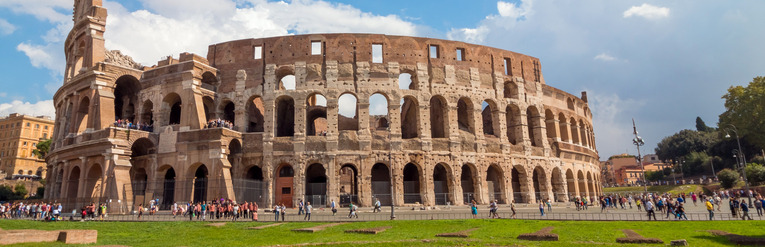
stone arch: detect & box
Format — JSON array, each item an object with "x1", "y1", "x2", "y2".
[
  {"x1": 306, "y1": 93, "x2": 328, "y2": 136},
  {"x1": 338, "y1": 92, "x2": 359, "y2": 131},
  {"x1": 339, "y1": 163, "x2": 359, "y2": 205},
  {"x1": 398, "y1": 71, "x2": 417, "y2": 90},
  {"x1": 579, "y1": 120, "x2": 588, "y2": 147},
  {"x1": 559, "y1": 113, "x2": 569, "y2": 142},
  {"x1": 141, "y1": 100, "x2": 154, "y2": 126},
  {"x1": 219, "y1": 100, "x2": 236, "y2": 124},
  {"x1": 158, "y1": 165, "x2": 176, "y2": 206},
  {"x1": 551, "y1": 167, "x2": 566, "y2": 202},
  {"x1": 162, "y1": 93, "x2": 182, "y2": 125},
  {"x1": 130, "y1": 138, "x2": 156, "y2": 158},
  {"x1": 460, "y1": 163, "x2": 480, "y2": 204},
  {"x1": 504, "y1": 80, "x2": 519, "y2": 99},
  {"x1": 532, "y1": 166, "x2": 548, "y2": 202},
  {"x1": 481, "y1": 100, "x2": 499, "y2": 137},
  {"x1": 400, "y1": 96, "x2": 419, "y2": 139},
  {"x1": 275, "y1": 96, "x2": 295, "y2": 137},
  {"x1": 113, "y1": 75, "x2": 141, "y2": 123},
  {"x1": 275, "y1": 163, "x2": 294, "y2": 207},
  {"x1": 569, "y1": 117, "x2": 580, "y2": 144},
  {"x1": 67, "y1": 166, "x2": 81, "y2": 198},
  {"x1": 545, "y1": 109, "x2": 557, "y2": 139},
  {"x1": 246, "y1": 95, "x2": 265, "y2": 132},
  {"x1": 75, "y1": 96, "x2": 90, "y2": 133},
  {"x1": 586, "y1": 171, "x2": 595, "y2": 197},
  {"x1": 201, "y1": 72, "x2": 217, "y2": 91},
  {"x1": 577, "y1": 170, "x2": 587, "y2": 197},
  {"x1": 457, "y1": 97, "x2": 474, "y2": 134},
  {"x1": 429, "y1": 95, "x2": 449, "y2": 138},
  {"x1": 85, "y1": 163, "x2": 103, "y2": 198},
  {"x1": 188, "y1": 163, "x2": 209, "y2": 203},
  {"x1": 402, "y1": 162, "x2": 423, "y2": 204},
  {"x1": 433, "y1": 163, "x2": 454, "y2": 205},
  {"x1": 526, "y1": 106, "x2": 543, "y2": 147},
  {"x1": 131, "y1": 167, "x2": 148, "y2": 197},
  {"x1": 566, "y1": 169, "x2": 576, "y2": 200},
  {"x1": 371, "y1": 163, "x2": 392, "y2": 205},
  {"x1": 305, "y1": 163, "x2": 328, "y2": 206},
  {"x1": 278, "y1": 75, "x2": 296, "y2": 90},
  {"x1": 486, "y1": 164, "x2": 506, "y2": 203},
  {"x1": 567, "y1": 98, "x2": 575, "y2": 110},
  {"x1": 506, "y1": 104, "x2": 521, "y2": 145},
  {"x1": 511, "y1": 165, "x2": 529, "y2": 203},
  {"x1": 202, "y1": 96, "x2": 215, "y2": 122},
  {"x1": 369, "y1": 93, "x2": 389, "y2": 131}
]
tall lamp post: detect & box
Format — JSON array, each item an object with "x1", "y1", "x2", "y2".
[
  {"x1": 632, "y1": 119, "x2": 648, "y2": 193},
  {"x1": 726, "y1": 124, "x2": 753, "y2": 208}
]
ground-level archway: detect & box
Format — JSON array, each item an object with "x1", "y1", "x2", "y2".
[
  {"x1": 339, "y1": 164, "x2": 358, "y2": 206},
  {"x1": 275, "y1": 164, "x2": 294, "y2": 207},
  {"x1": 486, "y1": 164, "x2": 505, "y2": 203},
  {"x1": 511, "y1": 166, "x2": 528, "y2": 203},
  {"x1": 371, "y1": 163, "x2": 391, "y2": 206},
  {"x1": 161, "y1": 167, "x2": 176, "y2": 208},
  {"x1": 461, "y1": 164, "x2": 477, "y2": 204},
  {"x1": 551, "y1": 167, "x2": 566, "y2": 202},
  {"x1": 305, "y1": 163, "x2": 327, "y2": 206},
  {"x1": 433, "y1": 163, "x2": 452, "y2": 205},
  {"x1": 192, "y1": 164, "x2": 208, "y2": 203},
  {"x1": 402, "y1": 163, "x2": 421, "y2": 204}
]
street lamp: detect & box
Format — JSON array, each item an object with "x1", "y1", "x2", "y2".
[
  {"x1": 726, "y1": 123, "x2": 753, "y2": 208},
  {"x1": 632, "y1": 119, "x2": 648, "y2": 193}
]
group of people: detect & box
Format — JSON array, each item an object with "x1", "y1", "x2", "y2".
[
  {"x1": 205, "y1": 119, "x2": 234, "y2": 130},
  {"x1": 1, "y1": 202, "x2": 64, "y2": 221},
  {"x1": 162, "y1": 199, "x2": 259, "y2": 221},
  {"x1": 114, "y1": 119, "x2": 153, "y2": 132},
  {"x1": 610, "y1": 190, "x2": 764, "y2": 221},
  {"x1": 469, "y1": 199, "x2": 517, "y2": 219},
  {"x1": 79, "y1": 202, "x2": 108, "y2": 221}
]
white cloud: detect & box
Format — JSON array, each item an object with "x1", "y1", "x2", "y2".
[
  {"x1": 594, "y1": 53, "x2": 616, "y2": 61},
  {"x1": 0, "y1": 0, "x2": 71, "y2": 23},
  {"x1": 0, "y1": 100, "x2": 56, "y2": 118},
  {"x1": 588, "y1": 92, "x2": 646, "y2": 158},
  {"x1": 0, "y1": 18, "x2": 17, "y2": 35},
  {"x1": 623, "y1": 4, "x2": 669, "y2": 20},
  {"x1": 447, "y1": 0, "x2": 533, "y2": 44},
  {"x1": 16, "y1": 42, "x2": 65, "y2": 77},
  {"x1": 497, "y1": 0, "x2": 534, "y2": 19}
]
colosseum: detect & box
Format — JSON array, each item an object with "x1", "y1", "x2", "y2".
[{"x1": 45, "y1": 0, "x2": 601, "y2": 212}]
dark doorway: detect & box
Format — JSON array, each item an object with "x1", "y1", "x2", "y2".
[{"x1": 193, "y1": 165, "x2": 208, "y2": 203}]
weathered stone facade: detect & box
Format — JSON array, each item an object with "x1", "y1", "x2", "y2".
[{"x1": 45, "y1": 0, "x2": 601, "y2": 212}]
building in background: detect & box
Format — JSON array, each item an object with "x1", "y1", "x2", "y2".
[
  {"x1": 642, "y1": 154, "x2": 660, "y2": 164},
  {"x1": 0, "y1": 113, "x2": 55, "y2": 179}
]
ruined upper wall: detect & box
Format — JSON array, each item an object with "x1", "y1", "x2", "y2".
[{"x1": 207, "y1": 34, "x2": 545, "y2": 93}]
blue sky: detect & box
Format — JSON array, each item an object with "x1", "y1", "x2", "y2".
[{"x1": 1, "y1": 0, "x2": 764, "y2": 159}]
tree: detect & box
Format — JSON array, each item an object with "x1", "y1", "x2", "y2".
[
  {"x1": 745, "y1": 163, "x2": 765, "y2": 184},
  {"x1": 719, "y1": 76, "x2": 765, "y2": 150},
  {"x1": 32, "y1": 139, "x2": 51, "y2": 159},
  {"x1": 645, "y1": 170, "x2": 665, "y2": 182},
  {"x1": 655, "y1": 129, "x2": 719, "y2": 161},
  {"x1": 717, "y1": 169, "x2": 740, "y2": 189},
  {"x1": 13, "y1": 183, "x2": 28, "y2": 199},
  {"x1": 0, "y1": 185, "x2": 15, "y2": 201},
  {"x1": 696, "y1": 117, "x2": 712, "y2": 132}
]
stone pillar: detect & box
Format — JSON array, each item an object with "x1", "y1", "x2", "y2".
[
  {"x1": 76, "y1": 156, "x2": 88, "y2": 198},
  {"x1": 44, "y1": 163, "x2": 54, "y2": 199},
  {"x1": 562, "y1": 122, "x2": 572, "y2": 144},
  {"x1": 357, "y1": 102, "x2": 372, "y2": 151},
  {"x1": 548, "y1": 119, "x2": 561, "y2": 142},
  {"x1": 59, "y1": 161, "x2": 71, "y2": 200},
  {"x1": 574, "y1": 125, "x2": 582, "y2": 146},
  {"x1": 326, "y1": 156, "x2": 337, "y2": 208},
  {"x1": 544, "y1": 174, "x2": 554, "y2": 203},
  {"x1": 582, "y1": 179, "x2": 590, "y2": 199},
  {"x1": 421, "y1": 165, "x2": 433, "y2": 206},
  {"x1": 525, "y1": 168, "x2": 536, "y2": 203}
]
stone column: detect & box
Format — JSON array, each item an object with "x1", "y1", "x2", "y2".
[
  {"x1": 525, "y1": 168, "x2": 536, "y2": 203},
  {"x1": 59, "y1": 161, "x2": 71, "y2": 199},
  {"x1": 544, "y1": 173, "x2": 554, "y2": 203},
  {"x1": 574, "y1": 125, "x2": 582, "y2": 146},
  {"x1": 76, "y1": 156, "x2": 88, "y2": 198},
  {"x1": 548, "y1": 119, "x2": 561, "y2": 142},
  {"x1": 562, "y1": 122, "x2": 572, "y2": 144},
  {"x1": 357, "y1": 102, "x2": 372, "y2": 151}
]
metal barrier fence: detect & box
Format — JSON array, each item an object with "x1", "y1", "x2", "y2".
[{"x1": 7, "y1": 209, "x2": 762, "y2": 222}]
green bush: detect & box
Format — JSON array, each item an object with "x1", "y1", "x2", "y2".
[
  {"x1": 717, "y1": 169, "x2": 740, "y2": 189},
  {"x1": 745, "y1": 163, "x2": 765, "y2": 184}
]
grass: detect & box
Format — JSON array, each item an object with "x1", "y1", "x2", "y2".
[
  {"x1": 1, "y1": 219, "x2": 764, "y2": 246},
  {"x1": 602, "y1": 184, "x2": 704, "y2": 195}
]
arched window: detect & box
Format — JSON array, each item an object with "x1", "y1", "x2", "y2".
[{"x1": 338, "y1": 93, "x2": 358, "y2": 131}]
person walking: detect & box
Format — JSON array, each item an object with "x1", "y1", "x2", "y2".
[
  {"x1": 232, "y1": 203, "x2": 239, "y2": 222},
  {"x1": 470, "y1": 200, "x2": 478, "y2": 219},
  {"x1": 740, "y1": 200, "x2": 752, "y2": 220},
  {"x1": 754, "y1": 197, "x2": 763, "y2": 216},
  {"x1": 539, "y1": 200, "x2": 545, "y2": 216},
  {"x1": 645, "y1": 199, "x2": 657, "y2": 221},
  {"x1": 201, "y1": 202, "x2": 207, "y2": 221},
  {"x1": 348, "y1": 202, "x2": 355, "y2": 218},
  {"x1": 489, "y1": 200, "x2": 499, "y2": 219},
  {"x1": 676, "y1": 202, "x2": 688, "y2": 220},
  {"x1": 137, "y1": 204, "x2": 144, "y2": 220},
  {"x1": 298, "y1": 199, "x2": 304, "y2": 215},
  {"x1": 274, "y1": 205, "x2": 280, "y2": 221},
  {"x1": 331, "y1": 199, "x2": 337, "y2": 216},
  {"x1": 252, "y1": 202, "x2": 258, "y2": 221},
  {"x1": 304, "y1": 202, "x2": 312, "y2": 221},
  {"x1": 280, "y1": 204, "x2": 286, "y2": 221},
  {"x1": 546, "y1": 199, "x2": 552, "y2": 212},
  {"x1": 373, "y1": 199, "x2": 381, "y2": 213},
  {"x1": 706, "y1": 199, "x2": 715, "y2": 220},
  {"x1": 511, "y1": 200, "x2": 517, "y2": 219},
  {"x1": 730, "y1": 198, "x2": 738, "y2": 217}
]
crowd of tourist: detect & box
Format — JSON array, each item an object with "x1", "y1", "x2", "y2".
[
  {"x1": 152, "y1": 198, "x2": 260, "y2": 221},
  {"x1": 114, "y1": 119, "x2": 153, "y2": 132},
  {"x1": 205, "y1": 119, "x2": 234, "y2": 130},
  {"x1": 0, "y1": 202, "x2": 64, "y2": 220}
]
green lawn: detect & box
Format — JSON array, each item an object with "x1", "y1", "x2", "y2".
[
  {"x1": 602, "y1": 184, "x2": 704, "y2": 195},
  {"x1": 1, "y1": 219, "x2": 763, "y2": 246}
]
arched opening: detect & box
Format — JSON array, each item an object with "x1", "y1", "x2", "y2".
[
  {"x1": 75, "y1": 97, "x2": 90, "y2": 133},
  {"x1": 67, "y1": 166, "x2": 81, "y2": 198},
  {"x1": 114, "y1": 75, "x2": 141, "y2": 123},
  {"x1": 482, "y1": 101, "x2": 499, "y2": 137},
  {"x1": 433, "y1": 163, "x2": 451, "y2": 205},
  {"x1": 306, "y1": 93, "x2": 328, "y2": 136},
  {"x1": 586, "y1": 172, "x2": 595, "y2": 196},
  {"x1": 532, "y1": 167, "x2": 546, "y2": 202},
  {"x1": 559, "y1": 113, "x2": 569, "y2": 142},
  {"x1": 202, "y1": 96, "x2": 215, "y2": 122},
  {"x1": 577, "y1": 170, "x2": 587, "y2": 198},
  {"x1": 141, "y1": 100, "x2": 154, "y2": 126},
  {"x1": 275, "y1": 164, "x2": 294, "y2": 207},
  {"x1": 486, "y1": 165, "x2": 505, "y2": 203},
  {"x1": 526, "y1": 106, "x2": 542, "y2": 147},
  {"x1": 566, "y1": 169, "x2": 575, "y2": 201},
  {"x1": 131, "y1": 138, "x2": 156, "y2": 158},
  {"x1": 192, "y1": 165, "x2": 208, "y2": 203},
  {"x1": 227, "y1": 139, "x2": 242, "y2": 178},
  {"x1": 370, "y1": 93, "x2": 389, "y2": 131},
  {"x1": 570, "y1": 118, "x2": 580, "y2": 145},
  {"x1": 220, "y1": 101, "x2": 235, "y2": 123},
  {"x1": 461, "y1": 164, "x2": 476, "y2": 204},
  {"x1": 305, "y1": 163, "x2": 327, "y2": 206},
  {"x1": 579, "y1": 120, "x2": 588, "y2": 147},
  {"x1": 430, "y1": 96, "x2": 448, "y2": 138},
  {"x1": 36, "y1": 167, "x2": 43, "y2": 177},
  {"x1": 457, "y1": 97, "x2": 474, "y2": 134},
  {"x1": 371, "y1": 163, "x2": 391, "y2": 206},
  {"x1": 201, "y1": 72, "x2": 217, "y2": 91},
  {"x1": 239, "y1": 166, "x2": 263, "y2": 204},
  {"x1": 506, "y1": 105, "x2": 520, "y2": 145},
  {"x1": 246, "y1": 96, "x2": 265, "y2": 132},
  {"x1": 275, "y1": 96, "x2": 295, "y2": 137},
  {"x1": 338, "y1": 93, "x2": 359, "y2": 131},
  {"x1": 400, "y1": 97, "x2": 419, "y2": 139},
  {"x1": 163, "y1": 93, "x2": 182, "y2": 125},
  {"x1": 131, "y1": 167, "x2": 148, "y2": 197},
  {"x1": 85, "y1": 164, "x2": 103, "y2": 198},
  {"x1": 504, "y1": 81, "x2": 519, "y2": 99},
  {"x1": 339, "y1": 164, "x2": 358, "y2": 206},
  {"x1": 512, "y1": 166, "x2": 527, "y2": 203},
  {"x1": 403, "y1": 163, "x2": 421, "y2": 204},
  {"x1": 278, "y1": 75, "x2": 296, "y2": 90},
  {"x1": 551, "y1": 167, "x2": 565, "y2": 202},
  {"x1": 398, "y1": 72, "x2": 416, "y2": 90},
  {"x1": 162, "y1": 167, "x2": 176, "y2": 208},
  {"x1": 545, "y1": 110, "x2": 556, "y2": 139},
  {"x1": 567, "y1": 98, "x2": 575, "y2": 110}
]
